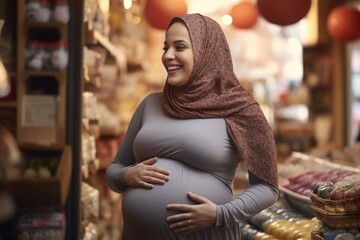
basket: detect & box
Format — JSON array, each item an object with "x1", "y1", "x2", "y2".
[
  {"x1": 311, "y1": 205, "x2": 360, "y2": 228},
  {"x1": 310, "y1": 193, "x2": 360, "y2": 214},
  {"x1": 311, "y1": 231, "x2": 324, "y2": 240}
]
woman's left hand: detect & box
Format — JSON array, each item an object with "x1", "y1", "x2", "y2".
[{"x1": 166, "y1": 192, "x2": 217, "y2": 235}]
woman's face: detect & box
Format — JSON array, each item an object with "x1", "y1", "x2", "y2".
[{"x1": 162, "y1": 22, "x2": 194, "y2": 87}]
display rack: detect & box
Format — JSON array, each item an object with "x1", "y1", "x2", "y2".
[
  {"x1": 80, "y1": 18, "x2": 125, "y2": 238},
  {"x1": 16, "y1": 2, "x2": 68, "y2": 149}
]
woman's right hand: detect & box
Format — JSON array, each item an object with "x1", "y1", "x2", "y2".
[{"x1": 125, "y1": 157, "x2": 170, "y2": 189}]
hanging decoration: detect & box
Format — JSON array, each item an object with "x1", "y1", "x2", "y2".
[
  {"x1": 257, "y1": 0, "x2": 311, "y2": 26},
  {"x1": 230, "y1": 1, "x2": 259, "y2": 29},
  {"x1": 327, "y1": 5, "x2": 360, "y2": 42},
  {"x1": 143, "y1": 0, "x2": 188, "y2": 30}
]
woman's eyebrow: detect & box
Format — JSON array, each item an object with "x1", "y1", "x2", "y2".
[{"x1": 173, "y1": 40, "x2": 190, "y2": 45}]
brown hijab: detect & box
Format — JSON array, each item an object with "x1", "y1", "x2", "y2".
[{"x1": 162, "y1": 13, "x2": 278, "y2": 188}]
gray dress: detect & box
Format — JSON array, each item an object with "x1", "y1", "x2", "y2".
[{"x1": 106, "y1": 93, "x2": 278, "y2": 240}]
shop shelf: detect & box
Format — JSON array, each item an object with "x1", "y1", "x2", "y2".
[{"x1": 0, "y1": 145, "x2": 72, "y2": 209}]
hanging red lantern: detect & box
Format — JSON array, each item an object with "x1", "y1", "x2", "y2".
[
  {"x1": 230, "y1": 1, "x2": 259, "y2": 29},
  {"x1": 327, "y1": 6, "x2": 360, "y2": 42},
  {"x1": 144, "y1": 0, "x2": 188, "y2": 30},
  {"x1": 257, "y1": 0, "x2": 311, "y2": 26}
]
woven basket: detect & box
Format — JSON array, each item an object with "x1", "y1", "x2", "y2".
[
  {"x1": 311, "y1": 205, "x2": 360, "y2": 228},
  {"x1": 310, "y1": 193, "x2": 360, "y2": 214}
]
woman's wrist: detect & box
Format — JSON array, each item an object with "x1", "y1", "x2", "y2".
[
  {"x1": 122, "y1": 165, "x2": 133, "y2": 186},
  {"x1": 214, "y1": 205, "x2": 223, "y2": 228}
]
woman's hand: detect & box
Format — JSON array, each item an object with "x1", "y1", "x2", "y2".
[
  {"x1": 125, "y1": 157, "x2": 170, "y2": 189},
  {"x1": 166, "y1": 192, "x2": 217, "y2": 235}
]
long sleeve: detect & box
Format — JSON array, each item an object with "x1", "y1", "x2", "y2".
[
  {"x1": 105, "y1": 97, "x2": 147, "y2": 193},
  {"x1": 215, "y1": 171, "x2": 279, "y2": 228}
]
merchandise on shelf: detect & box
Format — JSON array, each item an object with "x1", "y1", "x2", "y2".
[
  {"x1": 25, "y1": 0, "x2": 69, "y2": 24},
  {"x1": 310, "y1": 174, "x2": 360, "y2": 230},
  {"x1": 241, "y1": 200, "x2": 320, "y2": 240},
  {"x1": 17, "y1": 211, "x2": 66, "y2": 240},
  {"x1": 25, "y1": 40, "x2": 68, "y2": 71},
  {"x1": 276, "y1": 152, "x2": 360, "y2": 239},
  {"x1": 81, "y1": 182, "x2": 100, "y2": 221}
]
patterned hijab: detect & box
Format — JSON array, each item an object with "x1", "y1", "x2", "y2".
[{"x1": 162, "y1": 13, "x2": 278, "y2": 188}]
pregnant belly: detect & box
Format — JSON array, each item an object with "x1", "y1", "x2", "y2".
[{"x1": 122, "y1": 158, "x2": 233, "y2": 230}]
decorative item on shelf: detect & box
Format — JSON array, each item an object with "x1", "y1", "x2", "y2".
[
  {"x1": 81, "y1": 91, "x2": 100, "y2": 177},
  {"x1": 17, "y1": 211, "x2": 66, "y2": 240},
  {"x1": 326, "y1": 5, "x2": 360, "y2": 42},
  {"x1": 83, "y1": 46, "x2": 106, "y2": 88},
  {"x1": 25, "y1": 40, "x2": 68, "y2": 71},
  {"x1": 82, "y1": 221, "x2": 99, "y2": 240},
  {"x1": 230, "y1": 1, "x2": 259, "y2": 29},
  {"x1": 25, "y1": 0, "x2": 52, "y2": 23},
  {"x1": 257, "y1": 0, "x2": 311, "y2": 26},
  {"x1": 23, "y1": 155, "x2": 57, "y2": 178},
  {"x1": 143, "y1": 0, "x2": 187, "y2": 30},
  {"x1": 52, "y1": 0, "x2": 70, "y2": 24},
  {"x1": 25, "y1": 40, "x2": 44, "y2": 71},
  {"x1": 83, "y1": 0, "x2": 98, "y2": 31},
  {"x1": 51, "y1": 40, "x2": 68, "y2": 70},
  {"x1": 17, "y1": 75, "x2": 67, "y2": 148},
  {"x1": 25, "y1": 0, "x2": 70, "y2": 24},
  {"x1": 81, "y1": 182, "x2": 100, "y2": 221}
]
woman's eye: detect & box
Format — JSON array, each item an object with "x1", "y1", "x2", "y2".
[
  {"x1": 162, "y1": 46, "x2": 169, "y2": 51},
  {"x1": 176, "y1": 45, "x2": 186, "y2": 51}
]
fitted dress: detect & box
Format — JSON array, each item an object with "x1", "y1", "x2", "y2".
[{"x1": 106, "y1": 93, "x2": 277, "y2": 240}]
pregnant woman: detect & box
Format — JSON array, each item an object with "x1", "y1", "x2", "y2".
[{"x1": 106, "y1": 13, "x2": 279, "y2": 240}]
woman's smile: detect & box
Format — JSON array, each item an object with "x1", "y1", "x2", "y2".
[{"x1": 166, "y1": 64, "x2": 183, "y2": 73}]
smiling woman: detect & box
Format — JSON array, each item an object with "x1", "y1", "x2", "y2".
[
  {"x1": 162, "y1": 21, "x2": 194, "y2": 87},
  {"x1": 106, "y1": 13, "x2": 279, "y2": 240}
]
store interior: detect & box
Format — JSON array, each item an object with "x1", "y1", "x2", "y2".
[{"x1": 1, "y1": 0, "x2": 360, "y2": 239}]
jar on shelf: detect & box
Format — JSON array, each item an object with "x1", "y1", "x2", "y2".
[
  {"x1": 53, "y1": 0, "x2": 70, "y2": 24},
  {"x1": 25, "y1": 0, "x2": 52, "y2": 23},
  {"x1": 51, "y1": 40, "x2": 68, "y2": 70},
  {"x1": 25, "y1": 40, "x2": 44, "y2": 70}
]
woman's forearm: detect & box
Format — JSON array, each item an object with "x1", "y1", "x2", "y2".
[{"x1": 215, "y1": 174, "x2": 279, "y2": 228}]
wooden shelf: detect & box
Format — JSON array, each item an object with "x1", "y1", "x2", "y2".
[
  {"x1": 25, "y1": 22, "x2": 67, "y2": 29},
  {"x1": 21, "y1": 70, "x2": 67, "y2": 79},
  {"x1": 0, "y1": 145, "x2": 72, "y2": 208},
  {"x1": 25, "y1": 22, "x2": 68, "y2": 37},
  {"x1": 0, "y1": 100, "x2": 17, "y2": 108},
  {"x1": 19, "y1": 143, "x2": 65, "y2": 151},
  {"x1": 15, "y1": 10, "x2": 69, "y2": 147}
]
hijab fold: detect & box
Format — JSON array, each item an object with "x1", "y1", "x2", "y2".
[{"x1": 162, "y1": 14, "x2": 278, "y2": 188}]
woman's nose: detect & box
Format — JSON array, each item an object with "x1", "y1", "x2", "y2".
[{"x1": 163, "y1": 49, "x2": 175, "y2": 59}]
